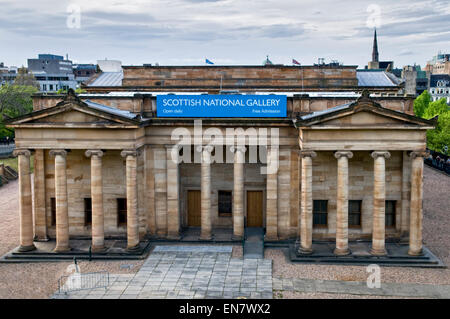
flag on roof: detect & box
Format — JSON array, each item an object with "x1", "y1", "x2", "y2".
[
  {"x1": 292, "y1": 59, "x2": 301, "y2": 65},
  {"x1": 205, "y1": 58, "x2": 214, "y2": 65}
]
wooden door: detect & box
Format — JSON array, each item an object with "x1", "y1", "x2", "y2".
[
  {"x1": 246, "y1": 191, "x2": 263, "y2": 227},
  {"x1": 187, "y1": 190, "x2": 201, "y2": 227}
]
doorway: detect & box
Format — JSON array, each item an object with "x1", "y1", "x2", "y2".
[
  {"x1": 187, "y1": 190, "x2": 201, "y2": 226},
  {"x1": 246, "y1": 190, "x2": 263, "y2": 227}
]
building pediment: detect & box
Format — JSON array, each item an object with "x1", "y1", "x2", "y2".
[
  {"x1": 6, "y1": 89, "x2": 142, "y2": 128},
  {"x1": 296, "y1": 90, "x2": 435, "y2": 129}
]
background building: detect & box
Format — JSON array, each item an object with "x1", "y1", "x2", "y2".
[
  {"x1": 27, "y1": 54, "x2": 77, "y2": 92},
  {"x1": 0, "y1": 62, "x2": 18, "y2": 86},
  {"x1": 429, "y1": 74, "x2": 450, "y2": 104},
  {"x1": 425, "y1": 53, "x2": 450, "y2": 75}
]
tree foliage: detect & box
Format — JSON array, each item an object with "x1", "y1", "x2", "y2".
[
  {"x1": 56, "y1": 87, "x2": 86, "y2": 94},
  {"x1": 414, "y1": 91, "x2": 450, "y2": 154},
  {"x1": 413, "y1": 90, "x2": 431, "y2": 118},
  {"x1": 0, "y1": 84, "x2": 37, "y2": 137}
]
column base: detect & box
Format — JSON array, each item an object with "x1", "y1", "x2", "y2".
[
  {"x1": 297, "y1": 246, "x2": 313, "y2": 255},
  {"x1": 333, "y1": 247, "x2": 350, "y2": 256},
  {"x1": 126, "y1": 244, "x2": 141, "y2": 252},
  {"x1": 18, "y1": 244, "x2": 36, "y2": 252},
  {"x1": 370, "y1": 247, "x2": 387, "y2": 256},
  {"x1": 408, "y1": 248, "x2": 423, "y2": 256},
  {"x1": 54, "y1": 246, "x2": 71, "y2": 253},
  {"x1": 199, "y1": 234, "x2": 213, "y2": 241},
  {"x1": 91, "y1": 245, "x2": 107, "y2": 253}
]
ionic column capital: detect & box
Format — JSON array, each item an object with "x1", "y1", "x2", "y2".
[
  {"x1": 299, "y1": 150, "x2": 317, "y2": 159},
  {"x1": 409, "y1": 151, "x2": 428, "y2": 159},
  {"x1": 334, "y1": 151, "x2": 353, "y2": 159},
  {"x1": 13, "y1": 149, "x2": 31, "y2": 158},
  {"x1": 121, "y1": 149, "x2": 139, "y2": 158},
  {"x1": 49, "y1": 149, "x2": 67, "y2": 158},
  {"x1": 371, "y1": 151, "x2": 391, "y2": 160},
  {"x1": 85, "y1": 150, "x2": 104, "y2": 158},
  {"x1": 230, "y1": 145, "x2": 247, "y2": 153}
]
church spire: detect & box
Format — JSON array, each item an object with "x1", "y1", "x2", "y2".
[{"x1": 372, "y1": 28, "x2": 379, "y2": 62}]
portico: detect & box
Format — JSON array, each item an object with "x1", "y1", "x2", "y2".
[
  {"x1": 295, "y1": 91, "x2": 434, "y2": 256},
  {"x1": 5, "y1": 89, "x2": 436, "y2": 263}
]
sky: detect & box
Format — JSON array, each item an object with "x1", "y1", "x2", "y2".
[{"x1": 0, "y1": 0, "x2": 449, "y2": 68}]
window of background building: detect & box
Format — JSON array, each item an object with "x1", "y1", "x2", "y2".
[
  {"x1": 348, "y1": 200, "x2": 362, "y2": 227},
  {"x1": 117, "y1": 198, "x2": 127, "y2": 226},
  {"x1": 84, "y1": 198, "x2": 92, "y2": 226},
  {"x1": 218, "y1": 190, "x2": 232, "y2": 217},
  {"x1": 385, "y1": 200, "x2": 396, "y2": 227},
  {"x1": 50, "y1": 197, "x2": 56, "y2": 226},
  {"x1": 313, "y1": 200, "x2": 328, "y2": 227}
]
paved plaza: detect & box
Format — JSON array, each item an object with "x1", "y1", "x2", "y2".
[{"x1": 53, "y1": 245, "x2": 273, "y2": 299}]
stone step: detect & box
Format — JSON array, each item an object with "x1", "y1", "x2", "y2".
[
  {"x1": 244, "y1": 227, "x2": 264, "y2": 259},
  {"x1": 2, "y1": 165, "x2": 18, "y2": 181}
]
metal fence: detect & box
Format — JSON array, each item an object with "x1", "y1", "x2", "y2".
[
  {"x1": 425, "y1": 149, "x2": 450, "y2": 174},
  {"x1": 58, "y1": 271, "x2": 110, "y2": 294}
]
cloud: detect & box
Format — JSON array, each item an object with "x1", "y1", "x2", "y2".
[{"x1": 0, "y1": 0, "x2": 448, "y2": 68}]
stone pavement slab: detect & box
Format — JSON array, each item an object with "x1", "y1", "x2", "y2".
[{"x1": 52, "y1": 245, "x2": 272, "y2": 299}]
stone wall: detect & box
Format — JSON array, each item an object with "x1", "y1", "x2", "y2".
[
  {"x1": 122, "y1": 65, "x2": 358, "y2": 89},
  {"x1": 31, "y1": 94, "x2": 415, "y2": 117}
]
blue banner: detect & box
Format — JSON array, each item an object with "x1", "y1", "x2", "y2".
[{"x1": 156, "y1": 95, "x2": 287, "y2": 118}]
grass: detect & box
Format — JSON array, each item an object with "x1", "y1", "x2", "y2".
[{"x1": 0, "y1": 155, "x2": 34, "y2": 172}]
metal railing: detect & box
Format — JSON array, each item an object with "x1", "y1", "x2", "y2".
[{"x1": 58, "y1": 271, "x2": 109, "y2": 294}]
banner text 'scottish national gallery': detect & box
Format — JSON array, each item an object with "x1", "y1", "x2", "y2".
[{"x1": 7, "y1": 64, "x2": 434, "y2": 259}]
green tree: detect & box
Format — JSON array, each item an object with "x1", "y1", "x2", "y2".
[
  {"x1": 413, "y1": 90, "x2": 431, "y2": 118},
  {"x1": 423, "y1": 98, "x2": 449, "y2": 119},
  {"x1": 57, "y1": 87, "x2": 86, "y2": 94},
  {"x1": 0, "y1": 84, "x2": 37, "y2": 138},
  {"x1": 426, "y1": 111, "x2": 450, "y2": 154}
]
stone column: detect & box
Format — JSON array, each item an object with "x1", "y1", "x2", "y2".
[
  {"x1": 297, "y1": 150, "x2": 316, "y2": 255},
  {"x1": 334, "y1": 151, "x2": 353, "y2": 256},
  {"x1": 33, "y1": 149, "x2": 47, "y2": 241},
  {"x1": 370, "y1": 151, "x2": 391, "y2": 256},
  {"x1": 232, "y1": 145, "x2": 246, "y2": 240},
  {"x1": 50, "y1": 149, "x2": 70, "y2": 252},
  {"x1": 401, "y1": 151, "x2": 411, "y2": 236},
  {"x1": 121, "y1": 150, "x2": 140, "y2": 251},
  {"x1": 85, "y1": 150, "x2": 105, "y2": 252},
  {"x1": 265, "y1": 146, "x2": 278, "y2": 240},
  {"x1": 408, "y1": 151, "x2": 427, "y2": 256},
  {"x1": 153, "y1": 146, "x2": 168, "y2": 237},
  {"x1": 13, "y1": 149, "x2": 36, "y2": 252},
  {"x1": 200, "y1": 145, "x2": 213, "y2": 240},
  {"x1": 166, "y1": 145, "x2": 180, "y2": 239}
]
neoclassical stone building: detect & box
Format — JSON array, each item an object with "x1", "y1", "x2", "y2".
[{"x1": 6, "y1": 65, "x2": 434, "y2": 258}]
